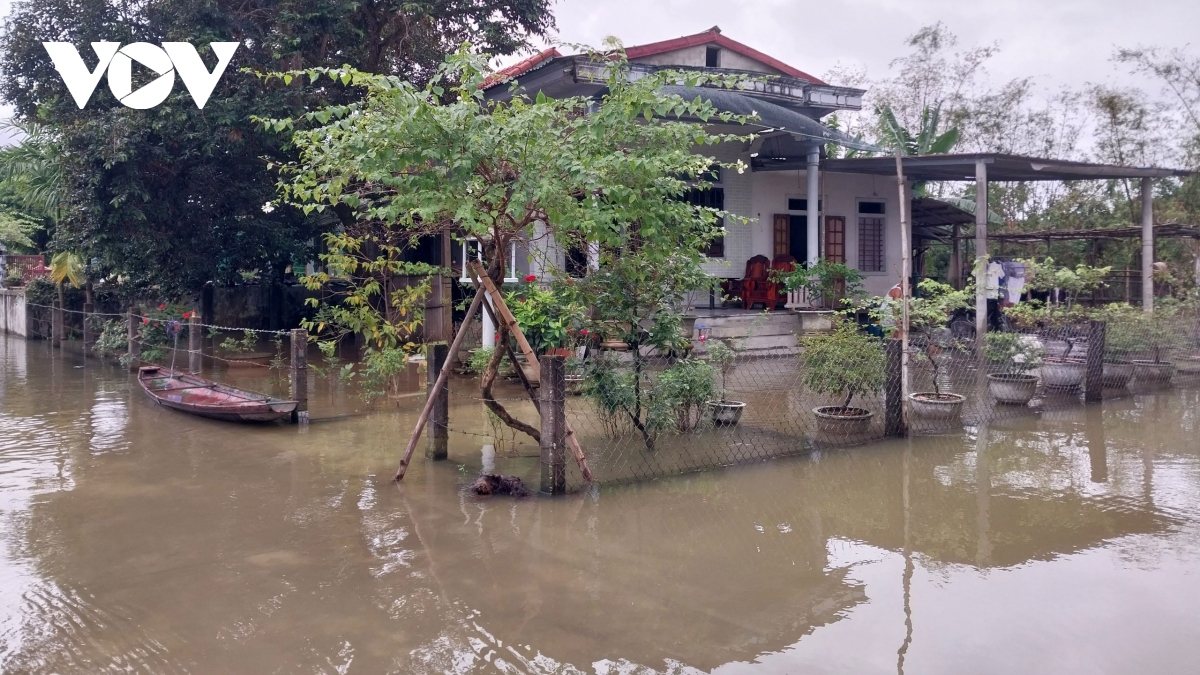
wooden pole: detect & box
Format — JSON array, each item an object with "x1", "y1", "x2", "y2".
[
  {"x1": 290, "y1": 328, "x2": 309, "y2": 424},
  {"x1": 394, "y1": 286, "x2": 487, "y2": 481},
  {"x1": 467, "y1": 261, "x2": 594, "y2": 483},
  {"x1": 539, "y1": 354, "x2": 567, "y2": 495},
  {"x1": 188, "y1": 313, "x2": 201, "y2": 374},
  {"x1": 425, "y1": 343, "x2": 449, "y2": 460},
  {"x1": 895, "y1": 154, "x2": 911, "y2": 425},
  {"x1": 52, "y1": 300, "x2": 63, "y2": 348},
  {"x1": 884, "y1": 338, "x2": 906, "y2": 437},
  {"x1": 127, "y1": 306, "x2": 140, "y2": 369},
  {"x1": 1140, "y1": 177, "x2": 1154, "y2": 312},
  {"x1": 1084, "y1": 320, "x2": 1106, "y2": 403}
]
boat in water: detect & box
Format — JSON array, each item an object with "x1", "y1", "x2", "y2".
[{"x1": 137, "y1": 366, "x2": 298, "y2": 423}]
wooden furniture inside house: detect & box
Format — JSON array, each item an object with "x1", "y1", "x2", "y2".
[{"x1": 739, "y1": 254, "x2": 776, "y2": 310}]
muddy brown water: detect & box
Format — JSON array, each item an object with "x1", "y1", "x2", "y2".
[{"x1": 3, "y1": 335, "x2": 1200, "y2": 674}]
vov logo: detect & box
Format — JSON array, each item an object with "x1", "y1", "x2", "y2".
[{"x1": 42, "y1": 42, "x2": 240, "y2": 110}]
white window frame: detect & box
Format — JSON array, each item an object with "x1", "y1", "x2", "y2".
[
  {"x1": 855, "y1": 198, "x2": 887, "y2": 275},
  {"x1": 458, "y1": 237, "x2": 519, "y2": 283}
]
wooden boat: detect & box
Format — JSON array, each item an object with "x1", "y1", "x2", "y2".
[{"x1": 137, "y1": 366, "x2": 297, "y2": 422}]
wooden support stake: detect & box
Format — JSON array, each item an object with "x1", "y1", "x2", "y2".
[
  {"x1": 540, "y1": 354, "x2": 567, "y2": 495},
  {"x1": 82, "y1": 303, "x2": 94, "y2": 353},
  {"x1": 471, "y1": 269, "x2": 540, "y2": 411},
  {"x1": 395, "y1": 286, "x2": 487, "y2": 481},
  {"x1": 127, "y1": 306, "x2": 140, "y2": 370},
  {"x1": 1085, "y1": 320, "x2": 1106, "y2": 403},
  {"x1": 885, "y1": 338, "x2": 906, "y2": 437},
  {"x1": 188, "y1": 313, "x2": 201, "y2": 374},
  {"x1": 468, "y1": 261, "x2": 593, "y2": 483},
  {"x1": 425, "y1": 343, "x2": 449, "y2": 460},
  {"x1": 290, "y1": 328, "x2": 309, "y2": 424},
  {"x1": 895, "y1": 154, "x2": 912, "y2": 428}
]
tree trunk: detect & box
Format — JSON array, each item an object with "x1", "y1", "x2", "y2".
[{"x1": 479, "y1": 321, "x2": 541, "y2": 443}]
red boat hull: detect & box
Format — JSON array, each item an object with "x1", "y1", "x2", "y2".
[{"x1": 137, "y1": 366, "x2": 298, "y2": 423}]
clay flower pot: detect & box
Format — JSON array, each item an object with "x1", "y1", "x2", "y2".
[
  {"x1": 813, "y1": 406, "x2": 873, "y2": 435},
  {"x1": 1041, "y1": 358, "x2": 1086, "y2": 390},
  {"x1": 987, "y1": 373, "x2": 1038, "y2": 405},
  {"x1": 908, "y1": 392, "x2": 965, "y2": 419}
]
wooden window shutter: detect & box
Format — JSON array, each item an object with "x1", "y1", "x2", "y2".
[
  {"x1": 824, "y1": 216, "x2": 846, "y2": 263},
  {"x1": 773, "y1": 214, "x2": 790, "y2": 257}
]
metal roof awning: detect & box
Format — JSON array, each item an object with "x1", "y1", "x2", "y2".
[
  {"x1": 957, "y1": 222, "x2": 1200, "y2": 242},
  {"x1": 816, "y1": 153, "x2": 1191, "y2": 181},
  {"x1": 658, "y1": 85, "x2": 882, "y2": 153}
]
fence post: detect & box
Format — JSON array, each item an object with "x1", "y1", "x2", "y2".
[
  {"x1": 52, "y1": 300, "x2": 63, "y2": 348},
  {"x1": 82, "y1": 303, "x2": 94, "y2": 353},
  {"x1": 188, "y1": 313, "x2": 201, "y2": 374},
  {"x1": 539, "y1": 354, "x2": 567, "y2": 495},
  {"x1": 1085, "y1": 320, "x2": 1106, "y2": 403},
  {"x1": 289, "y1": 328, "x2": 309, "y2": 424},
  {"x1": 885, "y1": 338, "x2": 907, "y2": 437},
  {"x1": 425, "y1": 343, "x2": 449, "y2": 460},
  {"x1": 127, "y1": 306, "x2": 140, "y2": 369}
]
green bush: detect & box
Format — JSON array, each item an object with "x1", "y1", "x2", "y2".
[{"x1": 800, "y1": 321, "x2": 885, "y2": 409}]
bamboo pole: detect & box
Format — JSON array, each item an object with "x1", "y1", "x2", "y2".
[
  {"x1": 394, "y1": 286, "x2": 487, "y2": 481},
  {"x1": 467, "y1": 261, "x2": 594, "y2": 482}
]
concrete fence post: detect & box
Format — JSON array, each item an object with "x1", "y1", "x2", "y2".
[
  {"x1": 188, "y1": 313, "x2": 201, "y2": 374},
  {"x1": 425, "y1": 343, "x2": 450, "y2": 460},
  {"x1": 127, "y1": 306, "x2": 140, "y2": 369},
  {"x1": 52, "y1": 300, "x2": 63, "y2": 348},
  {"x1": 82, "y1": 303, "x2": 95, "y2": 353},
  {"x1": 539, "y1": 354, "x2": 567, "y2": 495},
  {"x1": 1085, "y1": 320, "x2": 1106, "y2": 403},
  {"x1": 289, "y1": 328, "x2": 309, "y2": 424},
  {"x1": 885, "y1": 339, "x2": 907, "y2": 437}
]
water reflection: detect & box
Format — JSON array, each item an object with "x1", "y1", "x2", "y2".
[{"x1": 2, "y1": 334, "x2": 1200, "y2": 672}]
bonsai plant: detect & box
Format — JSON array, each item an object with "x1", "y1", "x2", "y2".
[
  {"x1": 651, "y1": 356, "x2": 716, "y2": 432},
  {"x1": 983, "y1": 332, "x2": 1044, "y2": 405},
  {"x1": 704, "y1": 338, "x2": 744, "y2": 425},
  {"x1": 774, "y1": 258, "x2": 866, "y2": 310},
  {"x1": 1128, "y1": 304, "x2": 1184, "y2": 383},
  {"x1": 893, "y1": 279, "x2": 971, "y2": 418},
  {"x1": 800, "y1": 320, "x2": 886, "y2": 435},
  {"x1": 1015, "y1": 257, "x2": 1110, "y2": 359}
]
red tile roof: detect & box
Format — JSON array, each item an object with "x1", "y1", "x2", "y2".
[
  {"x1": 625, "y1": 27, "x2": 826, "y2": 85},
  {"x1": 481, "y1": 47, "x2": 561, "y2": 88},
  {"x1": 483, "y1": 28, "x2": 825, "y2": 89}
]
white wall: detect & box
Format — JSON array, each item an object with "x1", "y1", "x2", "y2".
[
  {"x1": 0, "y1": 289, "x2": 27, "y2": 337},
  {"x1": 747, "y1": 169, "x2": 903, "y2": 298}
]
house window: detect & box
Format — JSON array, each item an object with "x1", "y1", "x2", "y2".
[
  {"x1": 787, "y1": 198, "x2": 822, "y2": 212},
  {"x1": 564, "y1": 242, "x2": 589, "y2": 278},
  {"x1": 455, "y1": 237, "x2": 519, "y2": 283},
  {"x1": 683, "y1": 186, "x2": 725, "y2": 257},
  {"x1": 706, "y1": 46, "x2": 720, "y2": 68},
  {"x1": 857, "y1": 201, "x2": 885, "y2": 273},
  {"x1": 825, "y1": 216, "x2": 846, "y2": 263}
]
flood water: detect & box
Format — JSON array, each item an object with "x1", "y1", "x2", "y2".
[{"x1": 3, "y1": 334, "x2": 1200, "y2": 674}]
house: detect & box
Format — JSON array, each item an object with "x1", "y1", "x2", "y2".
[{"x1": 480, "y1": 26, "x2": 911, "y2": 302}]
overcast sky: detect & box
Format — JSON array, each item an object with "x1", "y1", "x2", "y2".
[
  {"x1": 529, "y1": 0, "x2": 1200, "y2": 92},
  {"x1": 2, "y1": 0, "x2": 1198, "y2": 127}
]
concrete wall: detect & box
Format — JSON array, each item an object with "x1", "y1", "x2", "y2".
[
  {"x1": 0, "y1": 289, "x2": 27, "y2": 337},
  {"x1": 630, "y1": 46, "x2": 785, "y2": 75}
]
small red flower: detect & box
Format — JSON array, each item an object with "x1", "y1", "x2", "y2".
[
  {"x1": 699, "y1": 334, "x2": 707, "y2": 342},
  {"x1": 157, "y1": 304, "x2": 166, "y2": 310},
  {"x1": 566, "y1": 278, "x2": 574, "y2": 285},
  {"x1": 182, "y1": 311, "x2": 192, "y2": 319},
  {"x1": 523, "y1": 275, "x2": 537, "y2": 282},
  {"x1": 142, "y1": 318, "x2": 150, "y2": 325},
  {"x1": 580, "y1": 329, "x2": 588, "y2": 336},
  {"x1": 153, "y1": 322, "x2": 160, "y2": 327}
]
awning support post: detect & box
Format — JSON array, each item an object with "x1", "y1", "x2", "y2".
[
  {"x1": 974, "y1": 161, "x2": 989, "y2": 342},
  {"x1": 1141, "y1": 177, "x2": 1154, "y2": 312},
  {"x1": 806, "y1": 144, "x2": 820, "y2": 267}
]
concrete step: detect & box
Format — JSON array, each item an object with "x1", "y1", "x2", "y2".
[{"x1": 693, "y1": 333, "x2": 798, "y2": 354}]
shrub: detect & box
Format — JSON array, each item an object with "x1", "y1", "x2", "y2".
[{"x1": 800, "y1": 321, "x2": 885, "y2": 410}]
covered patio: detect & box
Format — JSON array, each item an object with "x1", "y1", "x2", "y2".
[{"x1": 819, "y1": 153, "x2": 1193, "y2": 336}]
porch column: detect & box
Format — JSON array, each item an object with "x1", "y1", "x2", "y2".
[
  {"x1": 482, "y1": 296, "x2": 495, "y2": 349},
  {"x1": 806, "y1": 144, "x2": 820, "y2": 267},
  {"x1": 950, "y1": 224, "x2": 962, "y2": 289},
  {"x1": 974, "y1": 161, "x2": 988, "y2": 340},
  {"x1": 1141, "y1": 177, "x2": 1154, "y2": 312}
]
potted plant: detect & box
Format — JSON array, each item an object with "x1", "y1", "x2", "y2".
[
  {"x1": 1089, "y1": 303, "x2": 1140, "y2": 387},
  {"x1": 897, "y1": 279, "x2": 971, "y2": 418},
  {"x1": 984, "y1": 332, "x2": 1043, "y2": 404},
  {"x1": 704, "y1": 339, "x2": 745, "y2": 425},
  {"x1": 507, "y1": 276, "x2": 586, "y2": 384},
  {"x1": 1129, "y1": 306, "x2": 1182, "y2": 383},
  {"x1": 1015, "y1": 257, "x2": 1110, "y2": 360},
  {"x1": 774, "y1": 258, "x2": 866, "y2": 332},
  {"x1": 652, "y1": 356, "x2": 716, "y2": 432},
  {"x1": 801, "y1": 321, "x2": 886, "y2": 435}
]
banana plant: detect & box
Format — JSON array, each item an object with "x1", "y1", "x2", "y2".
[
  {"x1": 876, "y1": 103, "x2": 961, "y2": 196},
  {"x1": 49, "y1": 251, "x2": 85, "y2": 312}
]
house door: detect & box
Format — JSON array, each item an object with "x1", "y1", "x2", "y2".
[{"x1": 773, "y1": 214, "x2": 808, "y2": 262}]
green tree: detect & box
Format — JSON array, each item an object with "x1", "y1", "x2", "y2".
[
  {"x1": 0, "y1": 0, "x2": 555, "y2": 295},
  {"x1": 268, "y1": 44, "x2": 752, "y2": 440}
]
